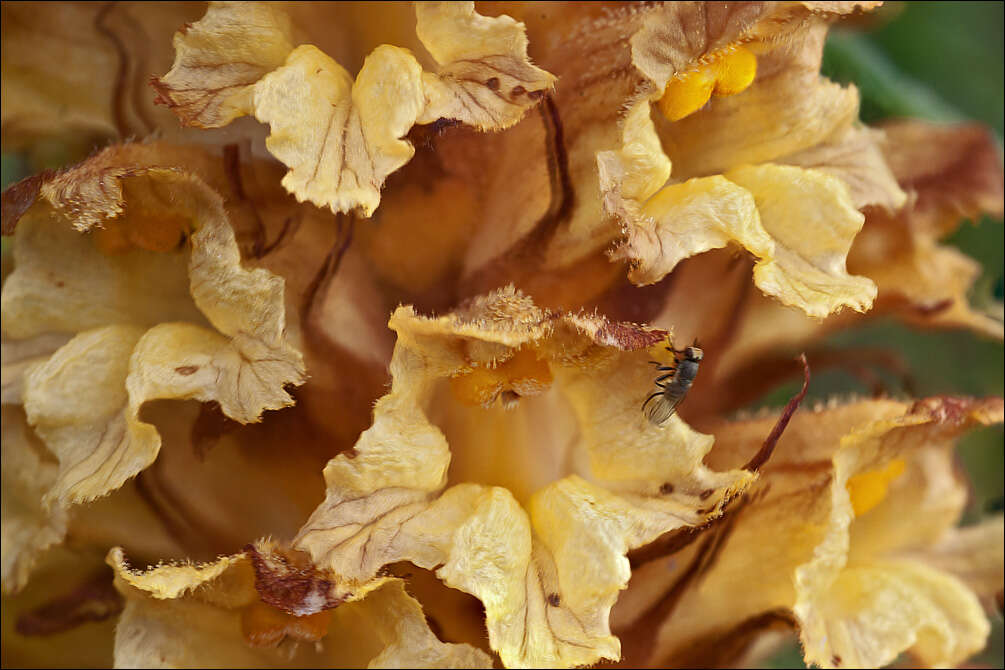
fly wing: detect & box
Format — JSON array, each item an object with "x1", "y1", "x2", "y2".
[{"x1": 645, "y1": 393, "x2": 682, "y2": 425}]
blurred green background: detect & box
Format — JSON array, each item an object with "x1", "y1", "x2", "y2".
[{"x1": 1, "y1": 1, "x2": 1002, "y2": 668}]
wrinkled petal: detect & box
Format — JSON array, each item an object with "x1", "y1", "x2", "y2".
[
  {"x1": 878, "y1": 120, "x2": 1004, "y2": 237},
  {"x1": 414, "y1": 2, "x2": 555, "y2": 129},
  {"x1": 795, "y1": 397, "x2": 1004, "y2": 669},
  {"x1": 729, "y1": 164, "x2": 875, "y2": 318},
  {"x1": 1, "y1": 146, "x2": 307, "y2": 587},
  {"x1": 845, "y1": 120, "x2": 1005, "y2": 338},
  {"x1": 602, "y1": 109, "x2": 875, "y2": 318},
  {"x1": 21, "y1": 325, "x2": 148, "y2": 507},
  {"x1": 1, "y1": 332, "x2": 71, "y2": 404},
  {"x1": 151, "y1": 1, "x2": 294, "y2": 127},
  {"x1": 621, "y1": 396, "x2": 1002, "y2": 669},
  {"x1": 1, "y1": 407, "x2": 67, "y2": 593},
  {"x1": 780, "y1": 125, "x2": 907, "y2": 213},
  {"x1": 294, "y1": 287, "x2": 752, "y2": 667},
  {"x1": 108, "y1": 545, "x2": 489, "y2": 668},
  {"x1": 3, "y1": 146, "x2": 305, "y2": 408},
  {"x1": 911, "y1": 517, "x2": 1005, "y2": 604},
  {"x1": 154, "y1": 1, "x2": 553, "y2": 217},
  {"x1": 655, "y1": 65, "x2": 860, "y2": 181},
  {"x1": 800, "y1": 560, "x2": 989, "y2": 669},
  {"x1": 253, "y1": 43, "x2": 426, "y2": 218}
]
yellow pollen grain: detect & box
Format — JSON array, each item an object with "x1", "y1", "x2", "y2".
[
  {"x1": 657, "y1": 45, "x2": 757, "y2": 122},
  {"x1": 450, "y1": 347, "x2": 553, "y2": 408},
  {"x1": 846, "y1": 458, "x2": 906, "y2": 517}
]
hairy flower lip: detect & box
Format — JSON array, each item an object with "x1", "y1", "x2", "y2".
[{"x1": 288, "y1": 287, "x2": 770, "y2": 667}]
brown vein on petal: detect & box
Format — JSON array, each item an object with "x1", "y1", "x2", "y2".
[{"x1": 302, "y1": 213, "x2": 354, "y2": 326}]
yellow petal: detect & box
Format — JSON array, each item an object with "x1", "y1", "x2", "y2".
[
  {"x1": 915, "y1": 517, "x2": 1005, "y2": 603},
  {"x1": 108, "y1": 546, "x2": 487, "y2": 668},
  {"x1": 627, "y1": 396, "x2": 1002, "y2": 668},
  {"x1": 154, "y1": 2, "x2": 553, "y2": 217},
  {"x1": 794, "y1": 397, "x2": 1004, "y2": 669},
  {"x1": 661, "y1": 71, "x2": 860, "y2": 180},
  {"x1": 152, "y1": 1, "x2": 294, "y2": 127},
  {"x1": 609, "y1": 173, "x2": 768, "y2": 286},
  {"x1": 727, "y1": 164, "x2": 876, "y2": 318},
  {"x1": 415, "y1": 1, "x2": 556, "y2": 130},
  {"x1": 2, "y1": 149, "x2": 306, "y2": 558},
  {"x1": 1, "y1": 333, "x2": 71, "y2": 404},
  {"x1": 22, "y1": 325, "x2": 151, "y2": 507},
  {"x1": 1, "y1": 407, "x2": 67, "y2": 594},
  {"x1": 781, "y1": 125, "x2": 907, "y2": 214},
  {"x1": 253, "y1": 43, "x2": 425, "y2": 218},
  {"x1": 1, "y1": 202, "x2": 201, "y2": 338},
  {"x1": 800, "y1": 560, "x2": 990, "y2": 669},
  {"x1": 295, "y1": 287, "x2": 753, "y2": 667}
]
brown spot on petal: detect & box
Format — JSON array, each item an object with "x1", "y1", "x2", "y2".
[
  {"x1": 486, "y1": 77, "x2": 500, "y2": 91},
  {"x1": 245, "y1": 544, "x2": 345, "y2": 616},
  {"x1": 174, "y1": 365, "x2": 199, "y2": 376},
  {"x1": 699, "y1": 489, "x2": 714, "y2": 500},
  {"x1": 659, "y1": 482, "x2": 674, "y2": 495},
  {"x1": 547, "y1": 593, "x2": 561, "y2": 607},
  {"x1": 511, "y1": 84, "x2": 526, "y2": 97}
]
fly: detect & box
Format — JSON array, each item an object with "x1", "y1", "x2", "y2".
[{"x1": 642, "y1": 341, "x2": 703, "y2": 425}]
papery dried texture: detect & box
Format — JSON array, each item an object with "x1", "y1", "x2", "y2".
[
  {"x1": 108, "y1": 544, "x2": 490, "y2": 668},
  {"x1": 632, "y1": 118, "x2": 1004, "y2": 417},
  {"x1": 151, "y1": 2, "x2": 294, "y2": 128},
  {"x1": 1, "y1": 2, "x2": 205, "y2": 155},
  {"x1": 598, "y1": 2, "x2": 904, "y2": 320},
  {"x1": 849, "y1": 120, "x2": 1005, "y2": 338},
  {"x1": 600, "y1": 106, "x2": 876, "y2": 318},
  {"x1": 293, "y1": 287, "x2": 756, "y2": 667},
  {"x1": 616, "y1": 396, "x2": 1003, "y2": 669},
  {"x1": 1, "y1": 407, "x2": 67, "y2": 593},
  {"x1": 1, "y1": 143, "x2": 304, "y2": 587},
  {"x1": 153, "y1": 1, "x2": 554, "y2": 217}
]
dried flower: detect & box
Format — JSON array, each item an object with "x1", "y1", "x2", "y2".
[{"x1": 2, "y1": 2, "x2": 1002, "y2": 669}]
